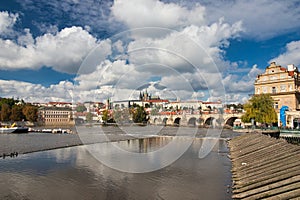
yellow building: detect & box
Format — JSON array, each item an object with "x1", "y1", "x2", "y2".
[
  {"x1": 254, "y1": 62, "x2": 300, "y2": 128},
  {"x1": 254, "y1": 62, "x2": 300, "y2": 111}
]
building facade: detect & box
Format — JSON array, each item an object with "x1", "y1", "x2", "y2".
[
  {"x1": 38, "y1": 107, "x2": 74, "y2": 126},
  {"x1": 254, "y1": 62, "x2": 300, "y2": 128},
  {"x1": 254, "y1": 62, "x2": 300, "y2": 111}
]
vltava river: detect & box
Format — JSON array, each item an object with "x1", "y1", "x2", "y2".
[{"x1": 0, "y1": 135, "x2": 232, "y2": 199}]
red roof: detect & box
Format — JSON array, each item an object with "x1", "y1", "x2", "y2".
[
  {"x1": 280, "y1": 67, "x2": 286, "y2": 71},
  {"x1": 49, "y1": 102, "x2": 72, "y2": 105},
  {"x1": 159, "y1": 111, "x2": 177, "y2": 115},
  {"x1": 202, "y1": 101, "x2": 222, "y2": 104},
  {"x1": 145, "y1": 99, "x2": 169, "y2": 103}
]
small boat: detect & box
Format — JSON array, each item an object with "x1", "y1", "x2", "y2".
[
  {"x1": 0, "y1": 127, "x2": 29, "y2": 134},
  {"x1": 0, "y1": 122, "x2": 28, "y2": 134}
]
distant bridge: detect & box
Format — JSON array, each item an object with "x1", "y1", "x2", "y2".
[{"x1": 149, "y1": 113, "x2": 242, "y2": 127}]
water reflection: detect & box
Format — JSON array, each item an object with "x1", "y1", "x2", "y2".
[{"x1": 0, "y1": 137, "x2": 231, "y2": 200}]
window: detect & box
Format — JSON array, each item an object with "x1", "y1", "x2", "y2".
[
  {"x1": 274, "y1": 102, "x2": 279, "y2": 109},
  {"x1": 280, "y1": 85, "x2": 286, "y2": 92},
  {"x1": 263, "y1": 76, "x2": 268, "y2": 81},
  {"x1": 256, "y1": 88, "x2": 260, "y2": 94},
  {"x1": 262, "y1": 86, "x2": 267, "y2": 93},
  {"x1": 280, "y1": 74, "x2": 286, "y2": 79},
  {"x1": 272, "y1": 87, "x2": 276, "y2": 94},
  {"x1": 289, "y1": 84, "x2": 294, "y2": 91}
]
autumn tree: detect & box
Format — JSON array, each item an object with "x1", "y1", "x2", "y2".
[
  {"x1": 22, "y1": 105, "x2": 38, "y2": 122},
  {"x1": 10, "y1": 105, "x2": 25, "y2": 121},
  {"x1": 241, "y1": 94, "x2": 277, "y2": 124},
  {"x1": 0, "y1": 103, "x2": 11, "y2": 121},
  {"x1": 102, "y1": 110, "x2": 109, "y2": 124}
]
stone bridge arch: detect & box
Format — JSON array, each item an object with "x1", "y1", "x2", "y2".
[
  {"x1": 205, "y1": 117, "x2": 215, "y2": 126},
  {"x1": 174, "y1": 117, "x2": 181, "y2": 125},
  {"x1": 163, "y1": 117, "x2": 168, "y2": 125},
  {"x1": 188, "y1": 117, "x2": 197, "y2": 126},
  {"x1": 154, "y1": 117, "x2": 163, "y2": 125},
  {"x1": 225, "y1": 117, "x2": 238, "y2": 127}
]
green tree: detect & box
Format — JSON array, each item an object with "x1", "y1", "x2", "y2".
[
  {"x1": 76, "y1": 105, "x2": 87, "y2": 112},
  {"x1": 0, "y1": 103, "x2": 11, "y2": 121},
  {"x1": 0, "y1": 98, "x2": 15, "y2": 109},
  {"x1": 102, "y1": 110, "x2": 109, "y2": 124},
  {"x1": 241, "y1": 94, "x2": 277, "y2": 124},
  {"x1": 22, "y1": 105, "x2": 38, "y2": 122},
  {"x1": 86, "y1": 112, "x2": 94, "y2": 122},
  {"x1": 10, "y1": 105, "x2": 25, "y2": 121},
  {"x1": 150, "y1": 108, "x2": 159, "y2": 115},
  {"x1": 132, "y1": 106, "x2": 148, "y2": 123}
]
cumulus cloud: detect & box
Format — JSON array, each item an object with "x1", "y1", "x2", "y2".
[
  {"x1": 0, "y1": 80, "x2": 73, "y2": 102},
  {"x1": 222, "y1": 64, "x2": 262, "y2": 96},
  {"x1": 4, "y1": 0, "x2": 292, "y2": 103},
  {"x1": 0, "y1": 11, "x2": 18, "y2": 36},
  {"x1": 269, "y1": 41, "x2": 300, "y2": 67},
  {"x1": 111, "y1": 0, "x2": 206, "y2": 31},
  {"x1": 201, "y1": 0, "x2": 300, "y2": 40},
  {"x1": 0, "y1": 26, "x2": 110, "y2": 73},
  {"x1": 127, "y1": 20, "x2": 242, "y2": 74}
]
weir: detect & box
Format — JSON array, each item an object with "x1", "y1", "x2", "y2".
[{"x1": 228, "y1": 133, "x2": 300, "y2": 199}]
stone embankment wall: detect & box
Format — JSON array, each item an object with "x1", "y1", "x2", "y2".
[{"x1": 228, "y1": 133, "x2": 300, "y2": 199}]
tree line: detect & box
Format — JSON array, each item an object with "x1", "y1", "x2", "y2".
[
  {"x1": 102, "y1": 105, "x2": 148, "y2": 124},
  {"x1": 0, "y1": 98, "x2": 38, "y2": 122}
]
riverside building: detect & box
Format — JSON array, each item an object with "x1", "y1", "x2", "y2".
[
  {"x1": 38, "y1": 107, "x2": 74, "y2": 126},
  {"x1": 254, "y1": 62, "x2": 300, "y2": 127}
]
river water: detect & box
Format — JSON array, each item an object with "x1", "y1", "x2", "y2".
[{"x1": 0, "y1": 127, "x2": 233, "y2": 200}]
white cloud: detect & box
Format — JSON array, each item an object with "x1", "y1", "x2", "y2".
[
  {"x1": 248, "y1": 64, "x2": 263, "y2": 79},
  {"x1": 111, "y1": 0, "x2": 206, "y2": 31},
  {"x1": 17, "y1": 28, "x2": 34, "y2": 46},
  {"x1": 224, "y1": 93, "x2": 248, "y2": 104},
  {"x1": 223, "y1": 75, "x2": 254, "y2": 93},
  {"x1": 0, "y1": 80, "x2": 73, "y2": 102},
  {"x1": 0, "y1": 26, "x2": 110, "y2": 73},
  {"x1": 222, "y1": 64, "x2": 261, "y2": 95},
  {"x1": 127, "y1": 21, "x2": 242, "y2": 74},
  {"x1": 203, "y1": 0, "x2": 300, "y2": 40},
  {"x1": 112, "y1": 0, "x2": 300, "y2": 40},
  {"x1": 269, "y1": 41, "x2": 300, "y2": 67},
  {"x1": 0, "y1": 11, "x2": 18, "y2": 36},
  {"x1": 3, "y1": 0, "x2": 289, "y2": 103}
]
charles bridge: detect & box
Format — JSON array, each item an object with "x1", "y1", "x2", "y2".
[{"x1": 149, "y1": 112, "x2": 243, "y2": 127}]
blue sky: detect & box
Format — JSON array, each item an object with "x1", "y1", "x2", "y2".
[{"x1": 0, "y1": 0, "x2": 300, "y2": 103}]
